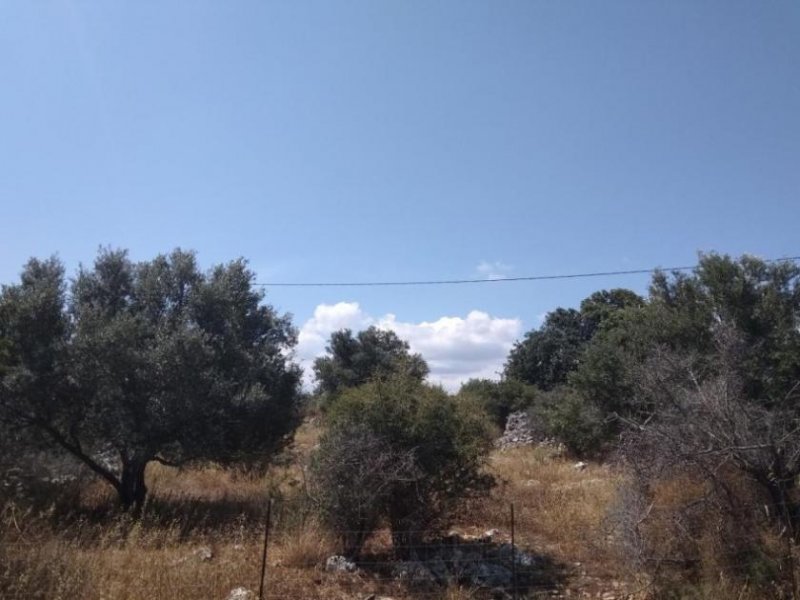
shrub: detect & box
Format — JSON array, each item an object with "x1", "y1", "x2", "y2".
[
  {"x1": 457, "y1": 378, "x2": 539, "y2": 429},
  {"x1": 310, "y1": 374, "x2": 494, "y2": 558},
  {"x1": 531, "y1": 387, "x2": 608, "y2": 456},
  {"x1": 611, "y1": 327, "x2": 800, "y2": 596}
]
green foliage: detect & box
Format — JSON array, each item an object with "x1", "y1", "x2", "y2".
[
  {"x1": 457, "y1": 378, "x2": 539, "y2": 429},
  {"x1": 505, "y1": 289, "x2": 642, "y2": 390},
  {"x1": 0, "y1": 249, "x2": 302, "y2": 508},
  {"x1": 312, "y1": 326, "x2": 428, "y2": 401},
  {"x1": 649, "y1": 253, "x2": 800, "y2": 400},
  {"x1": 537, "y1": 254, "x2": 800, "y2": 457},
  {"x1": 504, "y1": 308, "x2": 585, "y2": 391},
  {"x1": 572, "y1": 254, "x2": 800, "y2": 422},
  {"x1": 311, "y1": 374, "x2": 494, "y2": 557},
  {"x1": 532, "y1": 388, "x2": 607, "y2": 456},
  {"x1": 578, "y1": 288, "x2": 645, "y2": 335}
]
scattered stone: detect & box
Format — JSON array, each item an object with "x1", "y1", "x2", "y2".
[
  {"x1": 325, "y1": 555, "x2": 357, "y2": 573},
  {"x1": 539, "y1": 438, "x2": 567, "y2": 457},
  {"x1": 225, "y1": 587, "x2": 254, "y2": 600},
  {"x1": 392, "y1": 561, "x2": 437, "y2": 584}
]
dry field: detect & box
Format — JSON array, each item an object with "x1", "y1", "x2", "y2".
[{"x1": 0, "y1": 422, "x2": 769, "y2": 600}]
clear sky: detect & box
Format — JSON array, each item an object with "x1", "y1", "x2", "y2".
[{"x1": 2, "y1": 1, "x2": 798, "y2": 388}]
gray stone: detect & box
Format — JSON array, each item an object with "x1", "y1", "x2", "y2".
[
  {"x1": 325, "y1": 555, "x2": 357, "y2": 573},
  {"x1": 392, "y1": 561, "x2": 437, "y2": 583},
  {"x1": 496, "y1": 411, "x2": 536, "y2": 449},
  {"x1": 225, "y1": 587, "x2": 254, "y2": 600}
]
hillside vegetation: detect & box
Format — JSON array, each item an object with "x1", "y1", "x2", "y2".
[{"x1": 3, "y1": 250, "x2": 800, "y2": 599}]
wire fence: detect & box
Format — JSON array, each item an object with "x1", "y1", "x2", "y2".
[
  {"x1": 0, "y1": 501, "x2": 580, "y2": 600},
  {"x1": 5, "y1": 495, "x2": 800, "y2": 599}
]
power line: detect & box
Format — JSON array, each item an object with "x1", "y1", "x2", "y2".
[{"x1": 254, "y1": 255, "x2": 800, "y2": 288}]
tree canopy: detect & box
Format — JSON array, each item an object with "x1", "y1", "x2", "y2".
[
  {"x1": 572, "y1": 254, "x2": 800, "y2": 421},
  {"x1": 504, "y1": 289, "x2": 643, "y2": 390},
  {"x1": 312, "y1": 326, "x2": 428, "y2": 399},
  {"x1": 504, "y1": 254, "x2": 800, "y2": 455},
  {"x1": 0, "y1": 248, "x2": 302, "y2": 508}
]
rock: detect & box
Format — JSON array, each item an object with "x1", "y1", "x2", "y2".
[
  {"x1": 193, "y1": 546, "x2": 214, "y2": 561},
  {"x1": 325, "y1": 555, "x2": 357, "y2": 573},
  {"x1": 392, "y1": 561, "x2": 437, "y2": 584},
  {"x1": 573, "y1": 461, "x2": 588, "y2": 471},
  {"x1": 225, "y1": 587, "x2": 254, "y2": 600},
  {"x1": 496, "y1": 411, "x2": 537, "y2": 449}
]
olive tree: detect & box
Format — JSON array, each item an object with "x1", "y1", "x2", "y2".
[
  {"x1": 0, "y1": 249, "x2": 302, "y2": 509},
  {"x1": 312, "y1": 326, "x2": 428, "y2": 410}
]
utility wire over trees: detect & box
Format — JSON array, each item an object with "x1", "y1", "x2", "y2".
[
  {"x1": 253, "y1": 256, "x2": 800, "y2": 287},
  {"x1": 0, "y1": 248, "x2": 302, "y2": 510}
]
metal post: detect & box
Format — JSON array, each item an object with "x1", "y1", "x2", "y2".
[
  {"x1": 511, "y1": 503, "x2": 517, "y2": 600},
  {"x1": 258, "y1": 498, "x2": 273, "y2": 600}
]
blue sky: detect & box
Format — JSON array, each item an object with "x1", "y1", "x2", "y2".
[{"x1": 2, "y1": 1, "x2": 798, "y2": 388}]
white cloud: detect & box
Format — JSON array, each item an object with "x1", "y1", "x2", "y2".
[
  {"x1": 295, "y1": 303, "x2": 522, "y2": 392},
  {"x1": 296, "y1": 302, "x2": 371, "y2": 382},
  {"x1": 476, "y1": 260, "x2": 513, "y2": 280}
]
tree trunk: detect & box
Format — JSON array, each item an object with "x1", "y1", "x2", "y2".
[
  {"x1": 119, "y1": 457, "x2": 148, "y2": 512},
  {"x1": 759, "y1": 468, "x2": 800, "y2": 535},
  {"x1": 389, "y1": 501, "x2": 426, "y2": 560}
]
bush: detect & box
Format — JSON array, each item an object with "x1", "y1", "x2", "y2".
[
  {"x1": 310, "y1": 374, "x2": 494, "y2": 558},
  {"x1": 611, "y1": 328, "x2": 800, "y2": 596},
  {"x1": 457, "y1": 378, "x2": 539, "y2": 429},
  {"x1": 531, "y1": 387, "x2": 608, "y2": 456}
]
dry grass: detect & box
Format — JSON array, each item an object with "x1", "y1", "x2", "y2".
[
  {"x1": 455, "y1": 445, "x2": 633, "y2": 598},
  {"x1": 469, "y1": 445, "x2": 619, "y2": 559},
  {"x1": 2, "y1": 425, "x2": 775, "y2": 599}
]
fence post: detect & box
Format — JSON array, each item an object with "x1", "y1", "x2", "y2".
[
  {"x1": 511, "y1": 502, "x2": 517, "y2": 600},
  {"x1": 258, "y1": 497, "x2": 273, "y2": 600}
]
